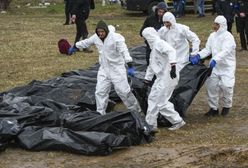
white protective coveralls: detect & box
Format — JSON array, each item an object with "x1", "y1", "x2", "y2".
[
  {"x1": 142, "y1": 27, "x2": 183, "y2": 128},
  {"x1": 76, "y1": 22, "x2": 141, "y2": 115},
  {"x1": 158, "y1": 12, "x2": 200, "y2": 72},
  {"x1": 197, "y1": 16, "x2": 236, "y2": 110}
]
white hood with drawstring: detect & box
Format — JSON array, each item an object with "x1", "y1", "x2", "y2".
[
  {"x1": 76, "y1": 22, "x2": 141, "y2": 115},
  {"x1": 158, "y1": 12, "x2": 200, "y2": 71},
  {"x1": 141, "y1": 27, "x2": 183, "y2": 129},
  {"x1": 142, "y1": 27, "x2": 178, "y2": 82},
  {"x1": 197, "y1": 15, "x2": 236, "y2": 111},
  {"x1": 198, "y1": 15, "x2": 236, "y2": 87}
]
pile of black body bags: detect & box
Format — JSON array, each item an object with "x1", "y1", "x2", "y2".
[{"x1": 0, "y1": 45, "x2": 211, "y2": 155}]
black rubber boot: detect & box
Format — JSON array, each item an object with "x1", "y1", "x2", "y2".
[
  {"x1": 221, "y1": 107, "x2": 230, "y2": 116},
  {"x1": 204, "y1": 108, "x2": 219, "y2": 117}
]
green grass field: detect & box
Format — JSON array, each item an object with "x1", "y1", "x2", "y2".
[{"x1": 1, "y1": 1, "x2": 248, "y2": 167}]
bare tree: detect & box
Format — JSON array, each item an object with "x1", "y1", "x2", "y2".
[{"x1": 0, "y1": 0, "x2": 11, "y2": 11}]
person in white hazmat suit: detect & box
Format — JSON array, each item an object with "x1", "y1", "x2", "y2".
[
  {"x1": 142, "y1": 27, "x2": 186, "y2": 131},
  {"x1": 189, "y1": 15, "x2": 236, "y2": 116},
  {"x1": 158, "y1": 12, "x2": 200, "y2": 72},
  {"x1": 75, "y1": 20, "x2": 141, "y2": 115}
]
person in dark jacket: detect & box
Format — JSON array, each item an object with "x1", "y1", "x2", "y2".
[
  {"x1": 64, "y1": 0, "x2": 72, "y2": 25},
  {"x1": 236, "y1": 0, "x2": 248, "y2": 51},
  {"x1": 215, "y1": 0, "x2": 235, "y2": 33},
  {"x1": 140, "y1": 2, "x2": 167, "y2": 65},
  {"x1": 70, "y1": 0, "x2": 95, "y2": 53},
  {"x1": 212, "y1": 0, "x2": 217, "y2": 15}
]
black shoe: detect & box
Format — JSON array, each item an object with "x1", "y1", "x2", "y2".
[
  {"x1": 221, "y1": 107, "x2": 230, "y2": 116},
  {"x1": 239, "y1": 48, "x2": 247, "y2": 52},
  {"x1": 144, "y1": 125, "x2": 159, "y2": 135},
  {"x1": 83, "y1": 48, "x2": 93, "y2": 53},
  {"x1": 204, "y1": 108, "x2": 219, "y2": 117}
]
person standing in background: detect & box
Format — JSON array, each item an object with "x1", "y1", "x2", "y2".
[
  {"x1": 236, "y1": 0, "x2": 248, "y2": 51},
  {"x1": 197, "y1": 0, "x2": 205, "y2": 17},
  {"x1": 212, "y1": 0, "x2": 217, "y2": 15},
  {"x1": 64, "y1": 0, "x2": 72, "y2": 25},
  {"x1": 140, "y1": 2, "x2": 168, "y2": 66},
  {"x1": 70, "y1": 0, "x2": 95, "y2": 54},
  {"x1": 215, "y1": 0, "x2": 235, "y2": 33}
]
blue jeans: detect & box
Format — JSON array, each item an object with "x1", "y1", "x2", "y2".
[
  {"x1": 173, "y1": 0, "x2": 184, "y2": 17},
  {"x1": 197, "y1": 0, "x2": 205, "y2": 16}
]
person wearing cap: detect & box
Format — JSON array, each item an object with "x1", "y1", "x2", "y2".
[
  {"x1": 140, "y1": 2, "x2": 168, "y2": 66},
  {"x1": 142, "y1": 27, "x2": 186, "y2": 131},
  {"x1": 75, "y1": 20, "x2": 141, "y2": 115},
  {"x1": 189, "y1": 16, "x2": 236, "y2": 117},
  {"x1": 158, "y1": 12, "x2": 200, "y2": 72}
]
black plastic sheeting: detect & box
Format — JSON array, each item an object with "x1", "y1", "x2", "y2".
[
  {"x1": 0, "y1": 45, "x2": 210, "y2": 155},
  {"x1": 170, "y1": 63, "x2": 212, "y2": 116},
  {"x1": 0, "y1": 95, "x2": 152, "y2": 155},
  {"x1": 17, "y1": 126, "x2": 130, "y2": 155},
  {"x1": 0, "y1": 119, "x2": 21, "y2": 151}
]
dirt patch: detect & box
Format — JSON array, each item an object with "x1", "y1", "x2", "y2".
[{"x1": 1, "y1": 145, "x2": 248, "y2": 168}]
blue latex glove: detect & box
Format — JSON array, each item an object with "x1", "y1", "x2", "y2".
[
  {"x1": 209, "y1": 59, "x2": 216, "y2": 69},
  {"x1": 189, "y1": 54, "x2": 201, "y2": 65},
  {"x1": 68, "y1": 46, "x2": 77, "y2": 55},
  {"x1": 127, "y1": 67, "x2": 135, "y2": 77}
]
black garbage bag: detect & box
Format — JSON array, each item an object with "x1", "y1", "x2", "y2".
[
  {"x1": 0, "y1": 94, "x2": 61, "y2": 127},
  {"x1": 17, "y1": 126, "x2": 130, "y2": 155},
  {"x1": 61, "y1": 63, "x2": 99, "y2": 77},
  {"x1": 4, "y1": 68, "x2": 119, "y2": 112},
  {"x1": 0, "y1": 119, "x2": 21, "y2": 151},
  {"x1": 6, "y1": 76, "x2": 97, "y2": 108},
  {"x1": 129, "y1": 45, "x2": 148, "y2": 72},
  {"x1": 61, "y1": 111, "x2": 153, "y2": 145},
  {"x1": 0, "y1": 45, "x2": 157, "y2": 154},
  {"x1": 169, "y1": 63, "x2": 212, "y2": 116},
  {"x1": 0, "y1": 143, "x2": 6, "y2": 152}
]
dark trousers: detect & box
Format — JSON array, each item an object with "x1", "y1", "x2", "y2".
[
  {"x1": 144, "y1": 40, "x2": 151, "y2": 66},
  {"x1": 238, "y1": 17, "x2": 248, "y2": 50},
  {"x1": 145, "y1": 45, "x2": 151, "y2": 66},
  {"x1": 227, "y1": 21, "x2": 233, "y2": 33},
  {"x1": 212, "y1": 0, "x2": 216, "y2": 14},
  {"x1": 64, "y1": 0, "x2": 71, "y2": 24},
  {"x1": 74, "y1": 18, "x2": 89, "y2": 44}
]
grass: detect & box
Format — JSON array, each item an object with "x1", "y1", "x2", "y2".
[
  {"x1": 0, "y1": 1, "x2": 248, "y2": 167},
  {"x1": 0, "y1": 2, "x2": 147, "y2": 92}
]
